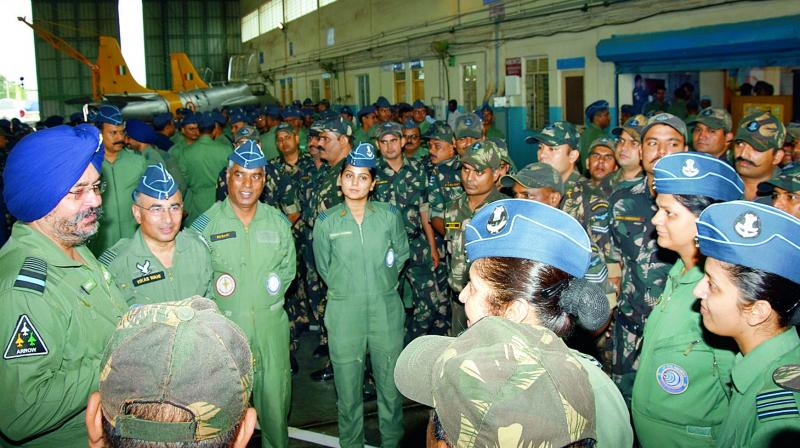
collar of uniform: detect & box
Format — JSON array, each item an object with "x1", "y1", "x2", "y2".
[
  {"x1": 473, "y1": 188, "x2": 507, "y2": 211},
  {"x1": 731, "y1": 328, "x2": 800, "y2": 395},
  {"x1": 129, "y1": 228, "x2": 190, "y2": 257},
  {"x1": 443, "y1": 155, "x2": 461, "y2": 169},
  {"x1": 221, "y1": 196, "x2": 266, "y2": 223},
  {"x1": 196, "y1": 134, "x2": 214, "y2": 144},
  {"x1": 339, "y1": 201, "x2": 376, "y2": 218},
  {"x1": 105, "y1": 148, "x2": 140, "y2": 166},
  {"x1": 668, "y1": 258, "x2": 704, "y2": 286},
  {"x1": 11, "y1": 222, "x2": 87, "y2": 268}
]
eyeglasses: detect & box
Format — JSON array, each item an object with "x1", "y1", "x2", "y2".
[
  {"x1": 134, "y1": 203, "x2": 184, "y2": 215},
  {"x1": 68, "y1": 181, "x2": 106, "y2": 200}
]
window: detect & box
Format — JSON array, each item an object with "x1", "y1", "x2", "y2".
[
  {"x1": 309, "y1": 79, "x2": 320, "y2": 103},
  {"x1": 394, "y1": 69, "x2": 406, "y2": 103},
  {"x1": 259, "y1": 1, "x2": 283, "y2": 34},
  {"x1": 357, "y1": 75, "x2": 370, "y2": 107},
  {"x1": 462, "y1": 63, "x2": 478, "y2": 113},
  {"x1": 241, "y1": 10, "x2": 259, "y2": 42},
  {"x1": 286, "y1": 0, "x2": 316, "y2": 22},
  {"x1": 412, "y1": 66, "x2": 425, "y2": 102},
  {"x1": 526, "y1": 57, "x2": 549, "y2": 130}
]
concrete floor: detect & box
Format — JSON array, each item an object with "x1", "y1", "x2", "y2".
[{"x1": 249, "y1": 329, "x2": 431, "y2": 447}]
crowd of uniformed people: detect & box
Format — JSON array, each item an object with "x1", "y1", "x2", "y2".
[{"x1": 0, "y1": 87, "x2": 800, "y2": 448}]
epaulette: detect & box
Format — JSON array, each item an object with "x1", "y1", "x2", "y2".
[
  {"x1": 388, "y1": 204, "x2": 400, "y2": 215},
  {"x1": 277, "y1": 212, "x2": 292, "y2": 227},
  {"x1": 773, "y1": 365, "x2": 800, "y2": 393},
  {"x1": 13, "y1": 257, "x2": 47, "y2": 295},
  {"x1": 191, "y1": 213, "x2": 210, "y2": 232},
  {"x1": 317, "y1": 210, "x2": 329, "y2": 223},
  {"x1": 97, "y1": 248, "x2": 118, "y2": 266}
]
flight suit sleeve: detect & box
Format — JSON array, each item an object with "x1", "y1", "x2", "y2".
[
  {"x1": 0, "y1": 289, "x2": 98, "y2": 441},
  {"x1": 390, "y1": 207, "x2": 410, "y2": 269},
  {"x1": 312, "y1": 215, "x2": 331, "y2": 284},
  {"x1": 274, "y1": 214, "x2": 297, "y2": 296},
  {"x1": 750, "y1": 411, "x2": 800, "y2": 448}
]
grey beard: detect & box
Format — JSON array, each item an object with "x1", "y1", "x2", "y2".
[{"x1": 49, "y1": 206, "x2": 103, "y2": 246}]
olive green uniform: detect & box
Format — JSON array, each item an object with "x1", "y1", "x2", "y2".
[
  {"x1": 632, "y1": 260, "x2": 736, "y2": 446},
  {"x1": 716, "y1": 328, "x2": 800, "y2": 447},
  {"x1": 260, "y1": 127, "x2": 280, "y2": 161},
  {"x1": 0, "y1": 223, "x2": 128, "y2": 446},
  {"x1": 313, "y1": 201, "x2": 410, "y2": 448},
  {"x1": 89, "y1": 149, "x2": 147, "y2": 255},
  {"x1": 191, "y1": 199, "x2": 296, "y2": 448},
  {"x1": 353, "y1": 127, "x2": 371, "y2": 147},
  {"x1": 99, "y1": 228, "x2": 213, "y2": 305},
  {"x1": 178, "y1": 135, "x2": 232, "y2": 223}
]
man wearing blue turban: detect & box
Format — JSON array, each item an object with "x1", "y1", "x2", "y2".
[{"x1": 0, "y1": 124, "x2": 129, "y2": 446}]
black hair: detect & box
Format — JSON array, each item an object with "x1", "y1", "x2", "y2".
[
  {"x1": 722, "y1": 262, "x2": 800, "y2": 328},
  {"x1": 672, "y1": 194, "x2": 721, "y2": 217},
  {"x1": 340, "y1": 162, "x2": 377, "y2": 181}
]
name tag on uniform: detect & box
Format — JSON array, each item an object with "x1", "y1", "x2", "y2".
[
  {"x1": 445, "y1": 222, "x2": 461, "y2": 230},
  {"x1": 328, "y1": 231, "x2": 353, "y2": 240},
  {"x1": 211, "y1": 231, "x2": 237, "y2": 242},
  {"x1": 444, "y1": 182, "x2": 461, "y2": 188},
  {"x1": 615, "y1": 215, "x2": 645, "y2": 222},
  {"x1": 257, "y1": 230, "x2": 279, "y2": 244},
  {"x1": 132, "y1": 271, "x2": 166, "y2": 287}
]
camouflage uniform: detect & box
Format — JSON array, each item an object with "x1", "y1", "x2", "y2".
[
  {"x1": 601, "y1": 169, "x2": 643, "y2": 195},
  {"x1": 607, "y1": 176, "x2": 678, "y2": 403},
  {"x1": 373, "y1": 156, "x2": 448, "y2": 339},
  {"x1": 298, "y1": 159, "x2": 327, "y2": 339}
]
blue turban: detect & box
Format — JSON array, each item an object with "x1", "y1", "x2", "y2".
[
  {"x1": 3, "y1": 124, "x2": 104, "y2": 222},
  {"x1": 125, "y1": 119, "x2": 159, "y2": 145},
  {"x1": 152, "y1": 112, "x2": 173, "y2": 129}
]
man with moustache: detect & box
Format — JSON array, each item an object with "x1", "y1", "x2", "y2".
[
  {"x1": 607, "y1": 113, "x2": 686, "y2": 404},
  {"x1": 375, "y1": 96, "x2": 393, "y2": 124},
  {"x1": 0, "y1": 125, "x2": 129, "y2": 446},
  {"x1": 354, "y1": 106, "x2": 377, "y2": 147},
  {"x1": 402, "y1": 119, "x2": 428, "y2": 161},
  {"x1": 733, "y1": 112, "x2": 786, "y2": 202},
  {"x1": 689, "y1": 107, "x2": 734, "y2": 165},
  {"x1": 88, "y1": 104, "x2": 147, "y2": 255},
  {"x1": 453, "y1": 113, "x2": 483, "y2": 157},
  {"x1": 586, "y1": 137, "x2": 619, "y2": 196},
  {"x1": 605, "y1": 115, "x2": 645, "y2": 192},
  {"x1": 99, "y1": 163, "x2": 213, "y2": 305}
]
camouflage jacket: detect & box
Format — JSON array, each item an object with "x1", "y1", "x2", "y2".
[
  {"x1": 601, "y1": 169, "x2": 643, "y2": 196},
  {"x1": 429, "y1": 156, "x2": 464, "y2": 220},
  {"x1": 297, "y1": 156, "x2": 326, "y2": 226},
  {"x1": 271, "y1": 153, "x2": 315, "y2": 220},
  {"x1": 444, "y1": 189, "x2": 508, "y2": 292},
  {"x1": 308, "y1": 158, "x2": 346, "y2": 230},
  {"x1": 372, "y1": 156, "x2": 429, "y2": 239},
  {"x1": 608, "y1": 177, "x2": 677, "y2": 330}
]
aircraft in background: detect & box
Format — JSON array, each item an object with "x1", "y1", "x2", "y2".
[{"x1": 19, "y1": 17, "x2": 273, "y2": 119}]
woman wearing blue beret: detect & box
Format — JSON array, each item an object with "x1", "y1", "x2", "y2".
[
  {"x1": 458, "y1": 198, "x2": 633, "y2": 447},
  {"x1": 693, "y1": 201, "x2": 800, "y2": 447},
  {"x1": 632, "y1": 152, "x2": 743, "y2": 446}
]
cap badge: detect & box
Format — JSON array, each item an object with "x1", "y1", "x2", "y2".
[
  {"x1": 702, "y1": 109, "x2": 713, "y2": 116},
  {"x1": 747, "y1": 121, "x2": 760, "y2": 132},
  {"x1": 734, "y1": 212, "x2": 761, "y2": 239},
  {"x1": 681, "y1": 159, "x2": 699, "y2": 177},
  {"x1": 136, "y1": 259, "x2": 152, "y2": 276},
  {"x1": 464, "y1": 118, "x2": 473, "y2": 126},
  {"x1": 365, "y1": 147, "x2": 373, "y2": 157},
  {"x1": 629, "y1": 119, "x2": 639, "y2": 127},
  {"x1": 657, "y1": 363, "x2": 689, "y2": 394},
  {"x1": 655, "y1": 113, "x2": 670, "y2": 121},
  {"x1": 486, "y1": 205, "x2": 509, "y2": 235}
]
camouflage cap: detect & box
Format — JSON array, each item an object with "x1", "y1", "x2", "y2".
[
  {"x1": 461, "y1": 140, "x2": 502, "y2": 171},
  {"x1": 500, "y1": 162, "x2": 564, "y2": 195},
  {"x1": 234, "y1": 125, "x2": 260, "y2": 143},
  {"x1": 99, "y1": 297, "x2": 253, "y2": 443},
  {"x1": 640, "y1": 113, "x2": 688, "y2": 144},
  {"x1": 758, "y1": 166, "x2": 800, "y2": 195},
  {"x1": 525, "y1": 121, "x2": 580, "y2": 148},
  {"x1": 786, "y1": 122, "x2": 800, "y2": 144},
  {"x1": 320, "y1": 116, "x2": 353, "y2": 137},
  {"x1": 275, "y1": 121, "x2": 296, "y2": 135},
  {"x1": 589, "y1": 136, "x2": 616, "y2": 152},
  {"x1": 394, "y1": 316, "x2": 597, "y2": 447},
  {"x1": 486, "y1": 136, "x2": 517, "y2": 172},
  {"x1": 611, "y1": 114, "x2": 647, "y2": 141},
  {"x1": 735, "y1": 112, "x2": 786, "y2": 152},
  {"x1": 423, "y1": 120, "x2": 454, "y2": 142},
  {"x1": 377, "y1": 121, "x2": 403, "y2": 139},
  {"x1": 689, "y1": 107, "x2": 733, "y2": 132},
  {"x1": 454, "y1": 113, "x2": 483, "y2": 139}
]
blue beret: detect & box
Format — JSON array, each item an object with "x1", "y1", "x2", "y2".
[
  {"x1": 620, "y1": 105, "x2": 634, "y2": 115},
  {"x1": 180, "y1": 113, "x2": 199, "y2": 126},
  {"x1": 412, "y1": 100, "x2": 425, "y2": 109},
  {"x1": 300, "y1": 108, "x2": 313, "y2": 117},
  {"x1": 346, "y1": 143, "x2": 377, "y2": 169},
  {"x1": 69, "y1": 112, "x2": 85, "y2": 123},
  {"x1": 402, "y1": 119, "x2": 419, "y2": 130},
  {"x1": 653, "y1": 152, "x2": 744, "y2": 201},
  {"x1": 265, "y1": 106, "x2": 281, "y2": 118},
  {"x1": 357, "y1": 105, "x2": 376, "y2": 118},
  {"x1": 3, "y1": 124, "x2": 104, "y2": 222},
  {"x1": 44, "y1": 115, "x2": 65, "y2": 128},
  {"x1": 93, "y1": 105, "x2": 123, "y2": 126},
  {"x1": 465, "y1": 199, "x2": 592, "y2": 278},
  {"x1": 125, "y1": 119, "x2": 159, "y2": 145},
  {"x1": 340, "y1": 106, "x2": 353, "y2": 116},
  {"x1": 281, "y1": 107, "x2": 301, "y2": 119},
  {"x1": 229, "y1": 111, "x2": 248, "y2": 125},
  {"x1": 375, "y1": 96, "x2": 391, "y2": 108},
  {"x1": 198, "y1": 112, "x2": 215, "y2": 130},
  {"x1": 152, "y1": 112, "x2": 173, "y2": 129},
  {"x1": 697, "y1": 201, "x2": 800, "y2": 284},
  {"x1": 585, "y1": 100, "x2": 609, "y2": 121},
  {"x1": 133, "y1": 163, "x2": 178, "y2": 201},
  {"x1": 479, "y1": 103, "x2": 492, "y2": 114},
  {"x1": 228, "y1": 140, "x2": 266, "y2": 169},
  {"x1": 212, "y1": 110, "x2": 227, "y2": 125}
]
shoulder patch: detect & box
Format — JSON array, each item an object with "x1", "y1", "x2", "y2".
[
  {"x1": 97, "y1": 248, "x2": 118, "y2": 266},
  {"x1": 388, "y1": 204, "x2": 400, "y2": 215},
  {"x1": 756, "y1": 388, "x2": 799, "y2": 421},
  {"x1": 191, "y1": 214, "x2": 211, "y2": 233},
  {"x1": 317, "y1": 210, "x2": 329, "y2": 223},
  {"x1": 4, "y1": 314, "x2": 48, "y2": 359},
  {"x1": 13, "y1": 257, "x2": 47, "y2": 294},
  {"x1": 278, "y1": 212, "x2": 292, "y2": 227},
  {"x1": 774, "y1": 365, "x2": 800, "y2": 392}
]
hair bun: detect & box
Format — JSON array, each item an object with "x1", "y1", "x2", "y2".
[{"x1": 558, "y1": 278, "x2": 610, "y2": 332}]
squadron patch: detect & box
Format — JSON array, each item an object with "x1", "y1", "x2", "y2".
[
  {"x1": 657, "y1": 363, "x2": 689, "y2": 394},
  {"x1": 385, "y1": 248, "x2": 395, "y2": 267},
  {"x1": 4, "y1": 315, "x2": 48, "y2": 359},
  {"x1": 216, "y1": 274, "x2": 236, "y2": 297},
  {"x1": 266, "y1": 273, "x2": 281, "y2": 296}
]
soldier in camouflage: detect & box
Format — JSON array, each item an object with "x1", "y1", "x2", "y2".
[
  {"x1": 443, "y1": 140, "x2": 508, "y2": 335},
  {"x1": 607, "y1": 113, "x2": 688, "y2": 403},
  {"x1": 605, "y1": 115, "x2": 646, "y2": 194},
  {"x1": 373, "y1": 122, "x2": 448, "y2": 340},
  {"x1": 733, "y1": 111, "x2": 787, "y2": 202}
]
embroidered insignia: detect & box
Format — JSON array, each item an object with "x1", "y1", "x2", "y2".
[
  {"x1": 4, "y1": 315, "x2": 48, "y2": 359},
  {"x1": 445, "y1": 221, "x2": 462, "y2": 230},
  {"x1": 756, "y1": 389, "x2": 799, "y2": 421},
  {"x1": 774, "y1": 365, "x2": 800, "y2": 392},
  {"x1": 747, "y1": 121, "x2": 759, "y2": 132},
  {"x1": 210, "y1": 231, "x2": 237, "y2": 242},
  {"x1": 444, "y1": 181, "x2": 462, "y2": 188},
  {"x1": 701, "y1": 109, "x2": 713, "y2": 116},
  {"x1": 657, "y1": 363, "x2": 689, "y2": 394},
  {"x1": 13, "y1": 257, "x2": 47, "y2": 294},
  {"x1": 136, "y1": 260, "x2": 151, "y2": 276},
  {"x1": 486, "y1": 205, "x2": 509, "y2": 234},
  {"x1": 681, "y1": 159, "x2": 700, "y2": 177},
  {"x1": 629, "y1": 119, "x2": 640, "y2": 126},
  {"x1": 385, "y1": 248, "x2": 395, "y2": 268},
  {"x1": 215, "y1": 274, "x2": 236, "y2": 297},
  {"x1": 266, "y1": 273, "x2": 281, "y2": 296},
  {"x1": 734, "y1": 212, "x2": 761, "y2": 238},
  {"x1": 132, "y1": 271, "x2": 166, "y2": 287}
]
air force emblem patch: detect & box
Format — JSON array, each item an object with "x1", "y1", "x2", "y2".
[
  {"x1": 735, "y1": 212, "x2": 761, "y2": 238},
  {"x1": 486, "y1": 205, "x2": 509, "y2": 234},
  {"x1": 4, "y1": 315, "x2": 48, "y2": 360}
]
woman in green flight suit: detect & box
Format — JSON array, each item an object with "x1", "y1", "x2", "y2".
[
  {"x1": 693, "y1": 200, "x2": 800, "y2": 447},
  {"x1": 313, "y1": 142, "x2": 410, "y2": 448},
  {"x1": 632, "y1": 152, "x2": 744, "y2": 446}
]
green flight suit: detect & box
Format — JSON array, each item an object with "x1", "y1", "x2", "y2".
[
  {"x1": 716, "y1": 329, "x2": 800, "y2": 447},
  {"x1": 353, "y1": 127, "x2": 371, "y2": 146},
  {"x1": 99, "y1": 228, "x2": 213, "y2": 305},
  {"x1": 632, "y1": 260, "x2": 736, "y2": 446},
  {"x1": 191, "y1": 199, "x2": 295, "y2": 448},
  {"x1": 170, "y1": 132, "x2": 186, "y2": 145},
  {"x1": 312, "y1": 201, "x2": 410, "y2": 448},
  {"x1": 260, "y1": 127, "x2": 280, "y2": 161},
  {"x1": 89, "y1": 149, "x2": 147, "y2": 255},
  {"x1": 418, "y1": 120, "x2": 431, "y2": 136},
  {"x1": 178, "y1": 134, "x2": 232, "y2": 223},
  {"x1": 579, "y1": 123, "x2": 609, "y2": 174},
  {"x1": 0, "y1": 223, "x2": 128, "y2": 446},
  {"x1": 485, "y1": 125, "x2": 505, "y2": 140}
]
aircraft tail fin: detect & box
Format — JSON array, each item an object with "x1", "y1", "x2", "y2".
[
  {"x1": 170, "y1": 53, "x2": 209, "y2": 91},
  {"x1": 96, "y1": 36, "x2": 153, "y2": 95}
]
